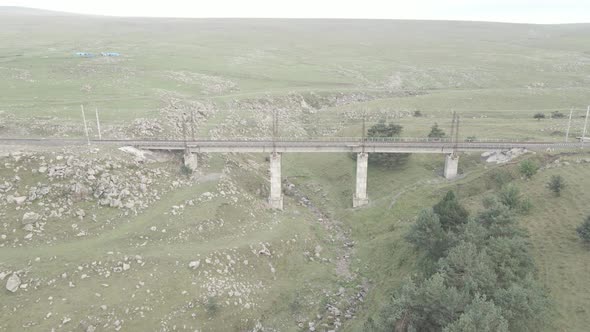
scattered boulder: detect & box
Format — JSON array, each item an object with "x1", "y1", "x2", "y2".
[
  {"x1": 75, "y1": 209, "x2": 86, "y2": 219},
  {"x1": 6, "y1": 273, "x2": 21, "y2": 293},
  {"x1": 22, "y1": 212, "x2": 41, "y2": 224},
  {"x1": 13, "y1": 196, "x2": 27, "y2": 205},
  {"x1": 189, "y1": 260, "x2": 201, "y2": 269},
  {"x1": 481, "y1": 148, "x2": 527, "y2": 164},
  {"x1": 258, "y1": 244, "x2": 272, "y2": 256},
  {"x1": 118, "y1": 146, "x2": 154, "y2": 162}
]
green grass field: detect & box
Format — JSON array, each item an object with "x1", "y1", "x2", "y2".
[{"x1": 1, "y1": 6, "x2": 590, "y2": 331}]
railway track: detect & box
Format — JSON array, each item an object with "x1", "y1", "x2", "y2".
[{"x1": 0, "y1": 137, "x2": 585, "y2": 153}]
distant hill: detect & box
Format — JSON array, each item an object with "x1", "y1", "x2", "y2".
[
  {"x1": 0, "y1": 6, "x2": 80, "y2": 16},
  {"x1": 2, "y1": 6, "x2": 589, "y2": 24}
]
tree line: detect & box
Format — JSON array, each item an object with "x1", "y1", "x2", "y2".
[
  {"x1": 366, "y1": 190, "x2": 549, "y2": 331},
  {"x1": 355, "y1": 119, "x2": 446, "y2": 168}
]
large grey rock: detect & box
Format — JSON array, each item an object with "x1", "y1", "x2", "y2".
[
  {"x1": 13, "y1": 196, "x2": 27, "y2": 205},
  {"x1": 6, "y1": 273, "x2": 21, "y2": 293},
  {"x1": 22, "y1": 212, "x2": 41, "y2": 224}
]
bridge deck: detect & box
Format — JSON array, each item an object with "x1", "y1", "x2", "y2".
[{"x1": 0, "y1": 138, "x2": 584, "y2": 153}]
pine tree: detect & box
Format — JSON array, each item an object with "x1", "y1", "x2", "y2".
[
  {"x1": 406, "y1": 209, "x2": 450, "y2": 260},
  {"x1": 428, "y1": 122, "x2": 446, "y2": 138},
  {"x1": 433, "y1": 191, "x2": 469, "y2": 231},
  {"x1": 443, "y1": 295, "x2": 509, "y2": 332},
  {"x1": 361, "y1": 119, "x2": 410, "y2": 167},
  {"x1": 547, "y1": 175, "x2": 566, "y2": 196}
]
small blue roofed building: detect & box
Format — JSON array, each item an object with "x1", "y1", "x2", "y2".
[
  {"x1": 75, "y1": 52, "x2": 95, "y2": 58},
  {"x1": 101, "y1": 52, "x2": 120, "y2": 57}
]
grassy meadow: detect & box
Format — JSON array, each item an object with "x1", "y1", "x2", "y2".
[{"x1": 1, "y1": 6, "x2": 590, "y2": 331}]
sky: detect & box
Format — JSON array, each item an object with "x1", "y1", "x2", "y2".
[{"x1": 1, "y1": 0, "x2": 589, "y2": 24}]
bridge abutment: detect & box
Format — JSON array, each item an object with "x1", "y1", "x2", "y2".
[
  {"x1": 269, "y1": 152, "x2": 283, "y2": 210},
  {"x1": 444, "y1": 153, "x2": 459, "y2": 179},
  {"x1": 353, "y1": 152, "x2": 369, "y2": 208}
]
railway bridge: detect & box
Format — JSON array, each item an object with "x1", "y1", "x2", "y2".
[
  {"x1": 133, "y1": 137, "x2": 583, "y2": 209},
  {"x1": 0, "y1": 137, "x2": 585, "y2": 209}
]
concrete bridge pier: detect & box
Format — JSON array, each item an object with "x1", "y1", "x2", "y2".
[
  {"x1": 444, "y1": 153, "x2": 459, "y2": 179},
  {"x1": 353, "y1": 152, "x2": 369, "y2": 208},
  {"x1": 269, "y1": 152, "x2": 283, "y2": 210},
  {"x1": 183, "y1": 149, "x2": 198, "y2": 171}
]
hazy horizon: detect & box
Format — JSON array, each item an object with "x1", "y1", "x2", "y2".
[{"x1": 1, "y1": 0, "x2": 589, "y2": 24}]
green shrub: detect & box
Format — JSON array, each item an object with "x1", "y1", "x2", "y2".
[
  {"x1": 576, "y1": 216, "x2": 590, "y2": 244},
  {"x1": 519, "y1": 160, "x2": 538, "y2": 179},
  {"x1": 205, "y1": 296, "x2": 219, "y2": 316},
  {"x1": 180, "y1": 164, "x2": 193, "y2": 176},
  {"x1": 498, "y1": 185, "x2": 532, "y2": 214},
  {"x1": 547, "y1": 175, "x2": 566, "y2": 196},
  {"x1": 551, "y1": 111, "x2": 565, "y2": 119},
  {"x1": 499, "y1": 185, "x2": 521, "y2": 210},
  {"x1": 288, "y1": 292, "x2": 303, "y2": 314},
  {"x1": 487, "y1": 169, "x2": 515, "y2": 189},
  {"x1": 518, "y1": 197, "x2": 533, "y2": 214}
]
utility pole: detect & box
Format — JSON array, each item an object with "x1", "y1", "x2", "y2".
[
  {"x1": 565, "y1": 108, "x2": 573, "y2": 143},
  {"x1": 190, "y1": 110, "x2": 195, "y2": 141},
  {"x1": 81, "y1": 104, "x2": 90, "y2": 145},
  {"x1": 182, "y1": 112, "x2": 188, "y2": 149},
  {"x1": 583, "y1": 106, "x2": 590, "y2": 148},
  {"x1": 361, "y1": 113, "x2": 366, "y2": 153},
  {"x1": 454, "y1": 115, "x2": 460, "y2": 152},
  {"x1": 95, "y1": 107, "x2": 102, "y2": 140},
  {"x1": 272, "y1": 109, "x2": 278, "y2": 153},
  {"x1": 275, "y1": 109, "x2": 279, "y2": 139},
  {"x1": 449, "y1": 111, "x2": 456, "y2": 144}
]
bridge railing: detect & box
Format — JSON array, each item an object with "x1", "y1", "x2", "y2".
[{"x1": 129, "y1": 136, "x2": 525, "y2": 144}]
